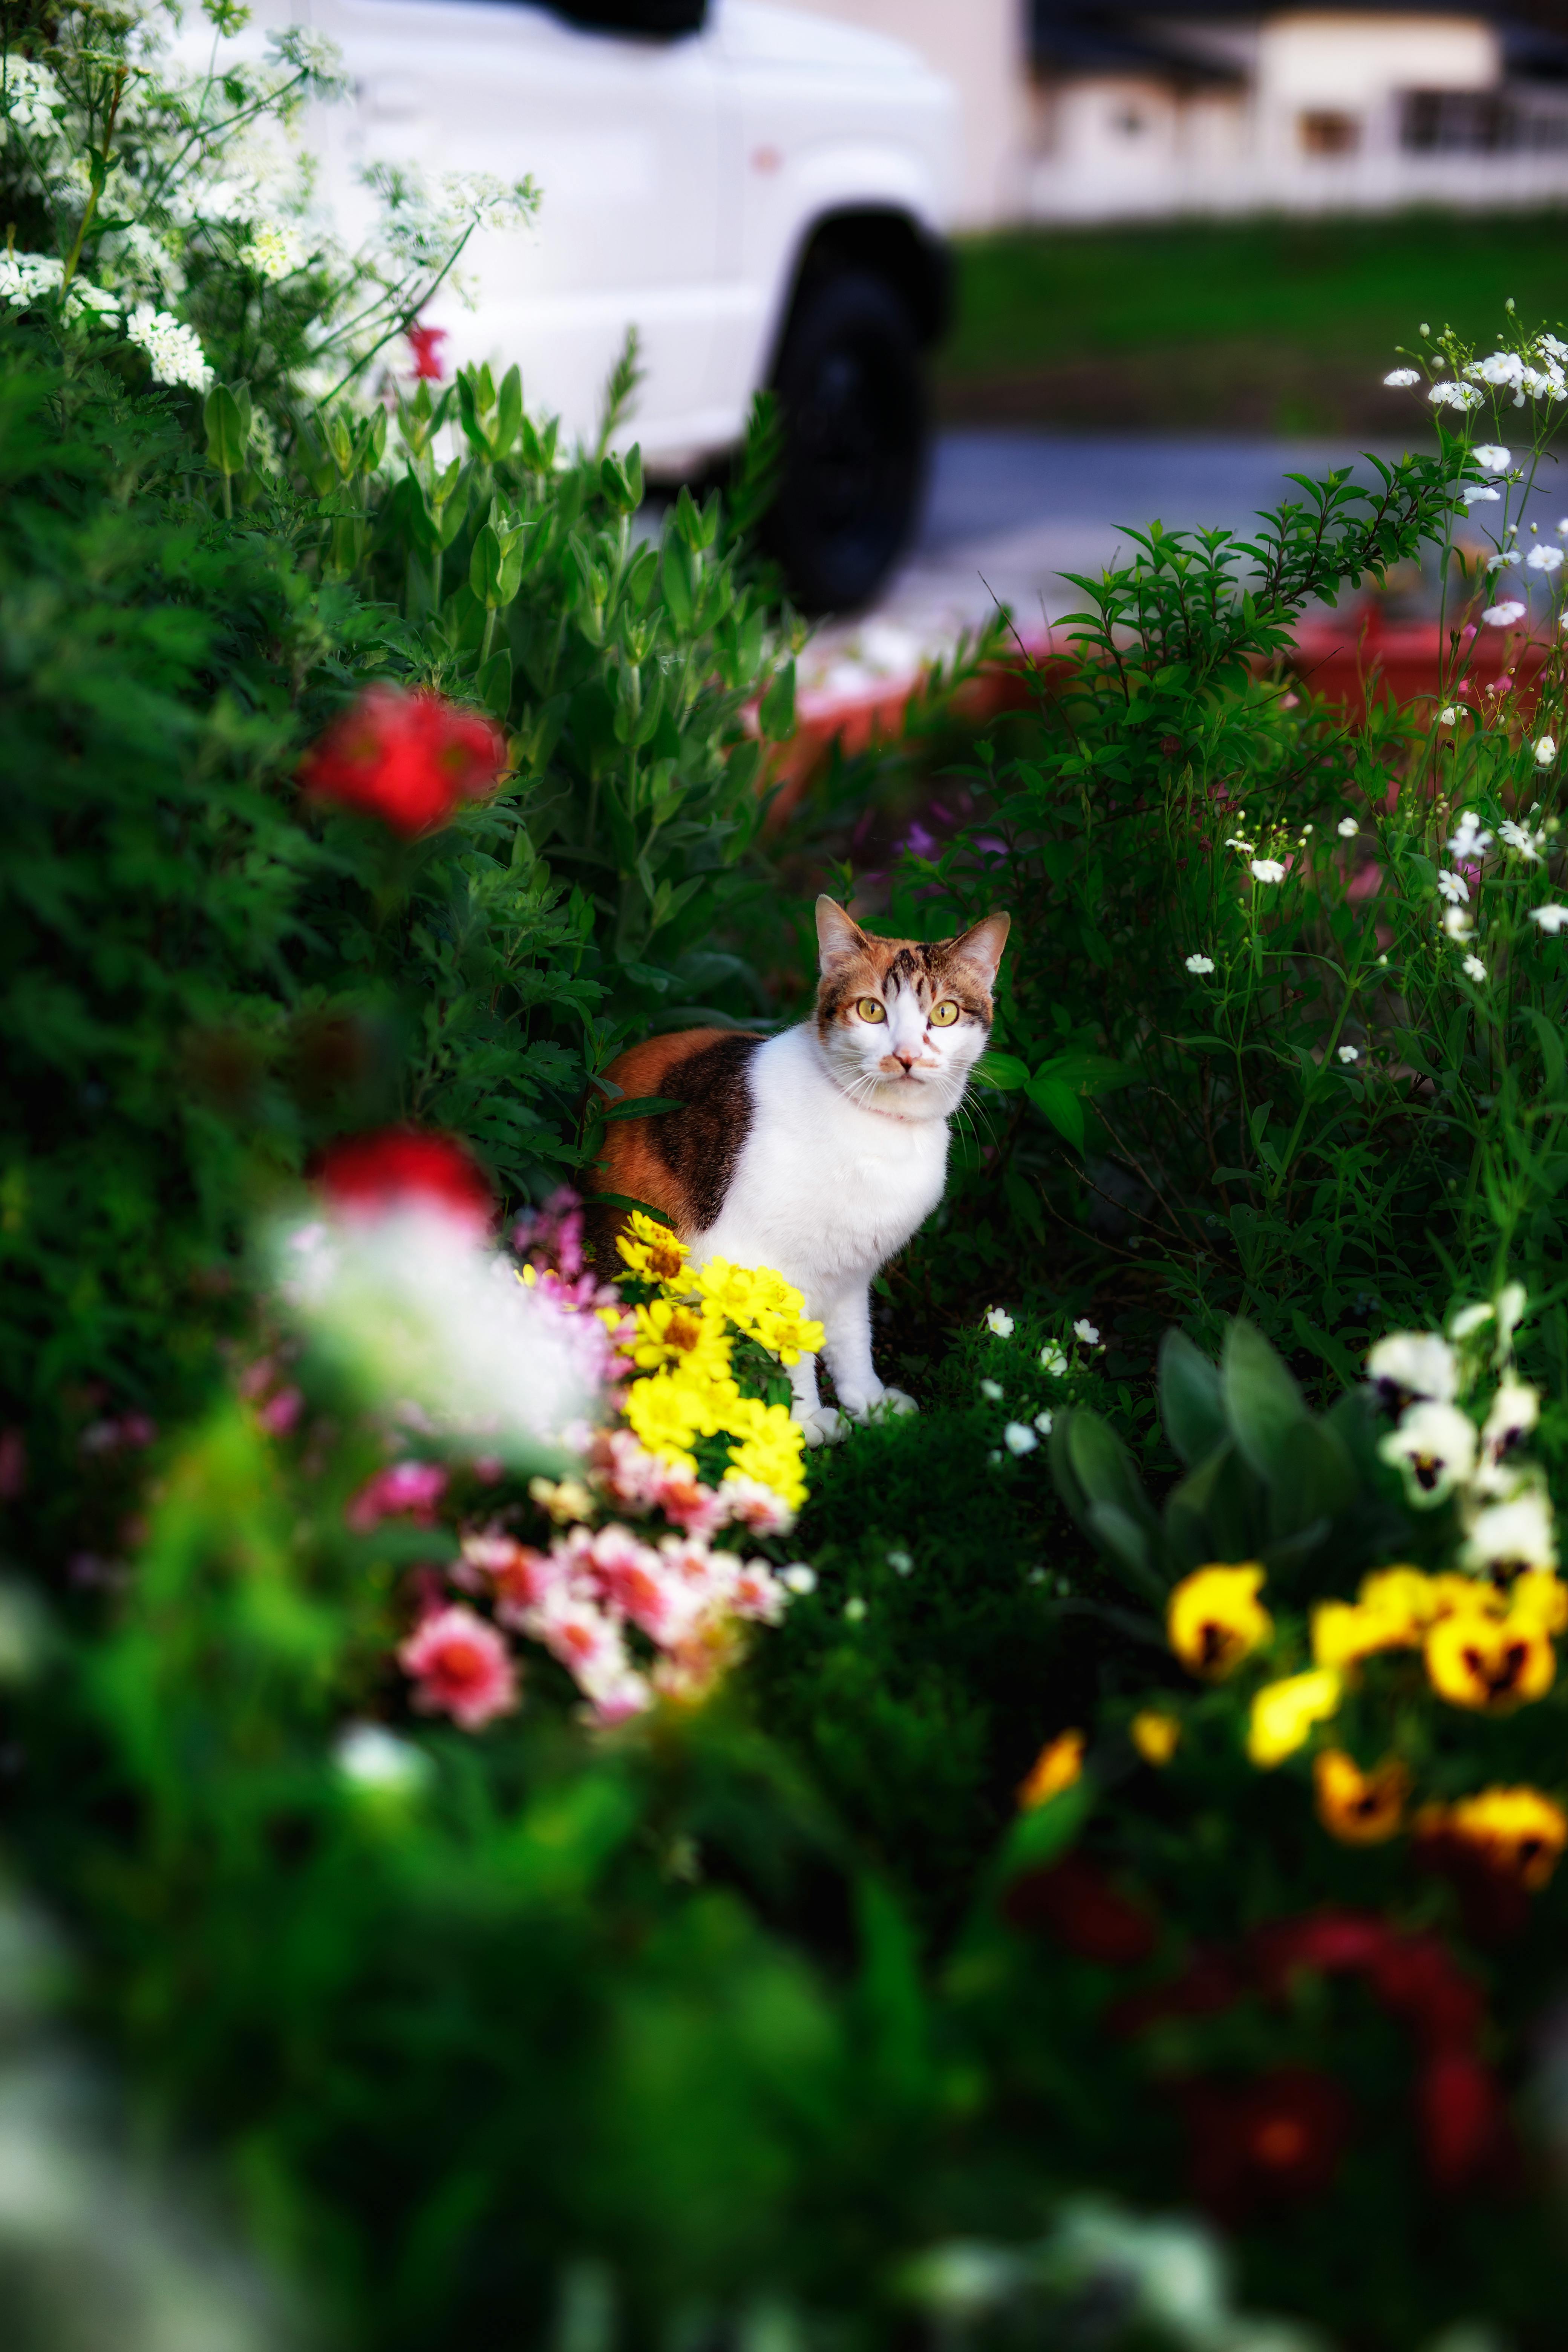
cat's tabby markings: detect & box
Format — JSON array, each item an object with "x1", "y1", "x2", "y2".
[{"x1": 594, "y1": 897, "x2": 1008, "y2": 1443}]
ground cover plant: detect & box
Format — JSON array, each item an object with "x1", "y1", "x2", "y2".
[{"x1": 9, "y1": 8, "x2": 1568, "y2": 2350}]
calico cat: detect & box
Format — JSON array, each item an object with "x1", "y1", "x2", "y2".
[{"x1": 593, "y1": 896, "x2": 1009, "y2": 1444}]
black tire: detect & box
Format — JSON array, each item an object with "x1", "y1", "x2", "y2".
[{"x1": 764, "y1": 267, "x2": 927, "y2": 615}]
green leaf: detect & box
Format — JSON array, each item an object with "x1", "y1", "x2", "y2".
[
  {"x1": 203, "y1": 382, "x2": 251, "y2": 478},
  {"x1": 1026, "y1": 1073, "x2": 1086, "y2": 1150},
  {"x1": 1222, "y1": 1318, "x2": 1307, "y2": 1480},
  {"x1": 1158, "y1": 1328, "x2": 1226, "y2": 1466},
  {"x1": 476, "y1": 647, "x2": 511, "y2": 719},
  {"x1": 758, "y1": 658, "x2": 795, "y2": 743},
  {"x1": 971, "y1": 1050, "x2": 1029, "y2": 1090},
  {"x1": 600, "y1": 1096, "x2": 684, "y2": 1121}
]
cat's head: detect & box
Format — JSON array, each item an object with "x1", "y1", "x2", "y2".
[{"x1": 812, "y1": 897, "x2": 1010, "y2": 1120}]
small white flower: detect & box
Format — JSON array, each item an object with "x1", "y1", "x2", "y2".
[
  {"x1": 1223, "y1": 835, "x2": 1256, "y2": 854},
  {"x1": 1530, "y1": 903, "x2": 1568, "y2": 934},
  {"x1": 1447, "y1": 811, "x2": 1492, "y2": 859},
  {"x1": 1379, "y1": 1400, "x2": 1478, "y2": 1507},
  {"x1": 1073, "y1": 1319, "x2": 1101, "y2": 1346},
  {"x1": 126, "y1": 304, "x2": 213, "y2": 392},
  {"x1": 1536, "y1": 735, "x2": 1558, "y2": 768},
  {"x1": 334, "y1": 1723, "x2": 432, "y2": 1795},
  {"x1": 1184, "y1": 952, "x2": 1215, "y2": 975},
  {"x1": 1528, "y1": 544, "x2": 1566, "y2": 574},
  {"x1": 1461, "y1": 484, "x2": 1501, "y2": 504},
  {"x1": 1437, "y1": 870, "x2": 1470, "y2": 906},
  {"x1": 1039, "y1": 1344, "x2": 1068, "y2": 1377},
  {"x1": 1438, "y1": 707, "x2": 1459, "y2": 727},
  {"x1": 844, "y1": 1595, "x2": 867, "y2": 1623},
  {"x1": 1474, "y1": 444, "x2": 1512, "y2": 473},
  {"x1": 1481, "y1": 602, "x2": 1527, "y2": 628},
  {"x1": 239, "y1": 223, "x2": 309, "y2": 282},
  {"x1": 1442, "y1": 905, "x2": 1474, "y2": 941},
  {"x1": 1461, "y1": 1490, "x2": 1557, "y2": 1578},
  {"x1": 1486, "y1": 550, "x2": 1524, "y2": 570},
  {"x1": 1498, "y1": 819, "x2": 1544, "y2": 862},
  {"x1": 1448, "y1": 1302, "x2": 1495, "y2": 1343},
  {"x1": 1003, "y1": 1422, "x2": 1038, "y2": 1456},
  {"x1": 1383, "y1": 368, "x2": 1420, "y2": 387},
  {"x1": 1250, "y1": 857, "x2": 1287, "y2": 884},
  {"x1": 1557, "y1": 517, "x2": 1568, "y2": 539},
  {"x1": 1336, "y1": 815, "x2": 1359, "y2": 837},
  {"x1": 886, "y1": 1548, "x2": 913, "y2": 1576},
  {"x1": 984, "y1": 1307, "x2": 1015, "y2": 1338},
  {"x1": 780, "y1": 1563, "x2": 818, "y2": 1595},
  {"x1": 979, "y1": 1378, "x2": 1004, "y2": 1402},
  {"x1": 1482, "y1": 1380, "x2": 1540, "y2": 1461},
  {"x1": 1337, "y1": 1044, "x2": 1359, "y2": 1064},
  {"x1": 1034, "y1": 1409, "x2": 1054, "y2": 1436},
  {"x1": 1430, "y1": 382, "x2": 1485, "y2": 411},
  {"x1": 1496, "y1": 1281, "x2": 1528, "y2": 1362},
  {"x1": 1462, "y1": 954, "x2": 1487, "y2": 982},
  {"x1": 1367, "y1": 1330, "x2": 1459, "y2": 1404}
]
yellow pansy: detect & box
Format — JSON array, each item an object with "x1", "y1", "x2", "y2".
[
  {"x1": 1356, "y1": 1566, "x2": 1441, "y2": 1624},
  {"x1": 1131, "y1": 1710, "x2": 1182, "y2": 1767},
  {"x1": 1424, "y1": 1611, "x2": 1555, "y2": 1712},
  {"x1": 1246, "y1": 1668, "x2": 1343, "y2": 1767},
  {"x1": 1313, "y1": 1749, "x2": 1410, "y2": 1844},
  {"x1": 1446, "y1": 1785, "x2": 1568, "y2": 1889},
  {"x1": 1311, "y1": 1599, "x2": 1421, "y2": 1673},
  {"x1": 616, "y1": 1210, "x2": 689, "y2": 1286},
  {"x1": 1167, "y1": 1565, "x2": 1273, "y2": 1681},
  {"x1": 1018, "y1": 1729, "x2": 1085, "y2": 1810},
  {"x1": 1506, "y1": 1571, "x2": 1568, "y2": 1634}
]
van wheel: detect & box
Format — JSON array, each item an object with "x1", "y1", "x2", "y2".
[{"x1": 764, "y1": 268, "x2": 926, "y2": 615}]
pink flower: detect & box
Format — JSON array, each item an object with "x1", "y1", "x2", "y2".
[
  {"x1": 347, "y1": 1459, "x2": 449, "y2": 1532},
  {"x1": 599, "y1": 1432, "x2": 668, "y2": 1511},
  {"x1": 730, "y1": 1559, "x2": 789, "y2": 1625},
  {"x1": 717, "y1": 1475, "x2": 796, "y2": 1537},
  {"x1": 529, "y1": 1588, "x2": 629, "y2": 1689},
  {"x1": 652, "y1": 1462, "x2": 729, "y2": 1537},
  {"x1": 459, "y1": 1529, "x2": 562, "y2": 1624},
  {"x1": 398, "y1": 1605, "x2": 519, "y2": 1730},
  {"x1": 583, "y1": 1667, "x2": 653, "y2": 1724},
  {"x1": 592, "y1": 1525, "x2": 708, "y2": 1645},
  {"x1": 258, "y1": 1386, "x2": 303, "y2": 1436}
]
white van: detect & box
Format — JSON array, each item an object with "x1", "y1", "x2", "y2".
[{"x1": 283, "y1": 0, "x2": 957, "y2": 608}]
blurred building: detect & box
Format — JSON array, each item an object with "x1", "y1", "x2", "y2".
[{"x1": 787, "y1": 1, "x2": 1568, "y2": 224}]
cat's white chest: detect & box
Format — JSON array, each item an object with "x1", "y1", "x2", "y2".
[{"x1": 692, "y1": 1026, "x2": 948, "y2": 1309}]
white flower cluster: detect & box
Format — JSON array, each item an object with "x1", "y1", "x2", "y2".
[
  {"x1": 0, "y1": 249, "x2": 121, "y2": 325},
  {"x1": 0, "y1": 55, "x2": 62, "y2": 134},
  {"x1": 239, "y1": 222, "x2": 309, "y2": 281},
  {"x1": 126, "y1": 304, "x2": 213, "y2": 391},
  {"x1": 1369, "y1": 1290, "x2": 1556, "y2": 1581},
  {"x1": 1462, "y1": 337, "x2": 1568, "y2": 409}
]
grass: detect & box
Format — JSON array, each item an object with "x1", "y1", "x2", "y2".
[{"x1": 936, "y1": 208, "x2": 1568, "y2": 434}]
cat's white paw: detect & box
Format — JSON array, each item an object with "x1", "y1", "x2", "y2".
[
  {"x1": 796, "y1": 1404, "x2": 848, "y2": 1448},
  {"x1": 839, "y1": 1386, "x2": 919, "y2": 1425}
]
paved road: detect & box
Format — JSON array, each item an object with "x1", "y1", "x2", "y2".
[{"x1": 801, "y1": 428, "x2": 1568, "y2": 698}]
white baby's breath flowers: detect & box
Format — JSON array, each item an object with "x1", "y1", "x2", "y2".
[
  {"x1": 1184, "y1": 952, "x2": 1215, "y2": 975},
  {"x1": 1437, "y1": 870, "x2": 1470, "y2": 906},
  {"x1": 1473, "y1": 444, "x2": 1511, "y2": 473},
  {"x1": 1073, "y1": 1318, "x2": 1101, "y2": 1346},
  {"x1": 1486, "y1": 550, "x2": 1524, "y2": 571},
  {"x1": 1462, "y1": 954, "x2": 1487, "y2": 982},
  {"x1": 1442, "y1": 905, "x2": 1474, "y2": 942},
  {"x1": 1337, "y1": 1044, "x2": 1359, "y2": 1064},
  {"x1": 1379, "y1": 1400, "x2": 1478, "y2": 1507},
  {"x1": 1498, "y1": 819, "x2": 1544, "y2": 861},
  {"x1": 1530, "y1": 903, "x2": 1568, "y2": 934},
  {"x1": 1438, "y1": 707, "x2": 1459, "y2": 727},
  {"x1": 1447, "y1": 810, "x2": 1492, "y2": 861},
  {"x1": 1367, "y1": 1329, "x2": 1459, "y2": 1404},
  {"x1": 1336, "y1": 815, "x2": 1359, "y2": 836},
  {"x1": 1536, "y1": 735, "x2": 1558, "y2": 767},
  {"x1": 1481, "y1": 600, "x2": 1526, "y2": 626},
  {"x1": 0, "y1": 55, "x2": 63, "y2": 134},
  {"x1": 239, "y1": 222, "x2": 309, "y2": 280},
  {"x1": 1040, "y1": 1343, "x2": 1068, "y2": 1377},
  {"x1": 1430, "y1": 382, "x2": 1484, "y2": 412},
  {"x1": 983, "y1": 1307, "x2": 1014, "y2": 1338},
  {"x1": 1527, "y1": 544, "x2": 1565, "y2": 574},
  {"x1": 1003, "y1": 1422, "x2": 1038, "y2": 1456},
  {"x1": 1250, "y1": 857, "x2": 1286, "y2": 884},
  {"x1": 268, "y1": 23, "x2": 352, "y2": 89},
  {"x1": 126, "y1": 303, "x2": 213, "y2": 390},
  {"x1": 1383, "y1": 368, "x2": 1420, "y2": 387}
]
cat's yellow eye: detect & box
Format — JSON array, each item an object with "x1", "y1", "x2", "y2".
[
  {"x1": 929, "y1": 1000, "x2": 960, "y2": 1027},
  {"x1": 855, "y1": 997, "x2": 888, "y2": 1024}
]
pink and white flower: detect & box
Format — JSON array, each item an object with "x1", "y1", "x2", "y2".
[{"x1": 398, "y1": 1605, "x2": 519, "y2": 1730}]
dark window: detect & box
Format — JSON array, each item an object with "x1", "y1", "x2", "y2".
[
  {"x1": 546, "y1": 0, "x2": 706, "y2": 33},
  {"x1": 1401, "y1": 89, "x2": 1509, "y2": 152}
]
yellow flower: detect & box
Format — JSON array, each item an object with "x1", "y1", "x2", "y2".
[
  {"x1": 527, "y1": 1475, "x2": 595, "y2": 1526},
  {"x1": 694, "y1": 1257, "x2": 772, "y2": 1326},
  {"x1": 692, "y1": 1258, "x2": 824, "y2": 1364},
  {"x1": 617, "y1": 1210, "x2": 689, "y2": 1286},
  {"x1": 1313, "y1": 1749, "x2": 1410, "y2": 1844},
  {"x1": 628, "y1": 1297, "x2": 732, "y2": 1379},
  {"x1": 1311, "y1": 1599, "x2": 1421, "y2": 1672},
  {"x1": 1506, "y1": 1570, "x2": 1568, "y2": 1634},
  {"x1": 1018, "y1": 1728, "x2": 1085, "y2": 1810},
  {"x1": 622, "y1": 1373, "x2": 704, "y2": 1472},
  {"x1": 1131, "y1": 1710, "x2": 1181, "y2": 1767},
  {"x1": 1424, "y1": 1612, "x2": 1556, "y2": 1712},
  {"x1": 1357, "y1": 1566, "x2": 1441, "y2": 1624},
  {"x1": 1446, "y1": 1786, "x2": 1568, "y2": 1889},
  {"x1": 1246, "y1": 1668, "x2": 1342, "y2": 1767},
  {"x1": 752, "y1": 1301, "x2": 825, "y2": 1367},
  {"x1": 1167, "y1": 1565, "x2": 1272, "y2": 1681},
  {"x1": 1428, "y1": 1572, "x2": 1507, "y2": 1620}
]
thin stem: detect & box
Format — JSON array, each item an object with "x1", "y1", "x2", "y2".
[{"x1": 60, "y1": 65, "x2": 124, "y2": 296}]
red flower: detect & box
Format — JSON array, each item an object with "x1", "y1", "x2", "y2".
[
  {"x1": 1252, "y1": 1907, "x2": 1392, "y2": 1994},
  {"x1": 406, "y1": 322, "x2": 449, "y2": 381},
  {"x1": 1418, "y1": 2049, "x2": 1506, "y2": 2191},
  {"x1": 398, "y1": 1604, "x2": 518, "y2": 1731},
  {"x1": 299, "y1": 684, "x2": 506, "y2": 838},
  {"x1": 315, "y1": 1128, "x2": 495, "y2": 1236},
  {"x1": 346, "y1": 1459, "x2": 450, "y2": 1533},
  {"x1": 1003, "y1": 1854, "x2": 1158, "y2": 1966},
  {"x1": 1184, "y1": 2067, "x2": 1352, "y2": 2219},
  {"x1": 1369, "y1": 1934, "x2": 1485, "y2": 2055}
]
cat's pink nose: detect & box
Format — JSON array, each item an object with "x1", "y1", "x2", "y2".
[{"x1": 891, "y1": 1048, "x2": 917, "y2": 1071}]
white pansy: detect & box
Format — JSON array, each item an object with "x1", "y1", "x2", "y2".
[
  {"x1": 1430, "y1": 383, "x2": 1485, "y2": 411},
  {"x1": 1473, "y1": 445, "x2": 1512, "y2": 473},
  {"x1": 979, "y1": 1378, "x2": 1004, "y2": 1402},
  {"x1": 1437, "y1": 870, "x2": 1470, "y2": 906},
  {"x1": 1034, "y1": 1409, "x2": 1054, "y2": 1436},
  {"x1": 1379, "y1": 1400, "x2": 1478, "y2": 1507},
  {"x1": 1184, "y1": 952, "x2": 1215, "y2": 974},
  {"x1": 1536, "y1": 735, "x2": 1558, "y2": 767},
  {"x1": 1527, "y1": 544, "x2": 1565, "y2": 573},
  {"x1": 1481, "y1": 600, "x2": 1526, "y2": 625},
  {"x1": 1250, "y1": 857, "x2": 1286, "y2": 884},
  {"x1": 334, "y1": 1722, "x2": 432, "y2": 1796},
  {"x1": 126, "y1": 304, "x2": 213, "y2": 390},
  {"x1": 1336, "y1": 815, "x2": 1359, "y2": 836},
  {"x1": 1040, "y1": 1343, "x2": 1068, "y2": 1376},
  {"x1": 984, "y1": 1307, "x2": 1014, "y2": 1338},
  {"x1": 1447, "y1": 1302, "x2": 1494, "y2": 1343},
  {"x1": 1462, "y1": 954, "x2": 1487, "y2": 982},
  {"x1": 1073, "y1": 1318, "x2": 1101, "y2": 1346},
  {"x1": 1482, "y1": 1380, "x2": 1540, "y2": 1460},
  {"x1": 1461, "y1": 484, "x2": 1501, "y2": 504},
  {"x1": 1461, "y1": 1490, "x2": 1557, "y2": 1578},
  {"x1": 1383, "y1": 368, "x2": 1420, "y2": 387},
  {"x1": 1530, "y1": 903, "x2": 1568, "y2": 934},
  {"x1": 1336, "y1": 1044, "x2": 1359, "y2": 1064},
  {"x1": 1367, "y1": 1329, "x2": 1459, "y2": 1404},
  {"x1": 1003, "y1": 1422, "x2": 1038, "y2": 1456},
  {"x1": 1496, "y1": 1281, "x2": 1528, "y2": 1361},
  {"x1": 780, "y1": 1563, "x2": 818, "y2": 1595},
  {"x1": 239, "y1": 222, "x2": 309, "y2": 280}
]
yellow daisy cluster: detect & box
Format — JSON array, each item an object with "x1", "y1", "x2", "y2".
[
  {"x1": 614, "y1": 1212, "x2": 822, "y2": 1511},
  {"x1": 1154, "y1": 1557, "x2": 1568, "y2": 1876}
]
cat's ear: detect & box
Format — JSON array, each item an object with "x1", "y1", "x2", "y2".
[
  {"x1": 816, "y1": 896, "x2": 870, "y2": 973},
  {"x1": 949, "y1": 912, "x2": 1011, "y2": 988}
]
